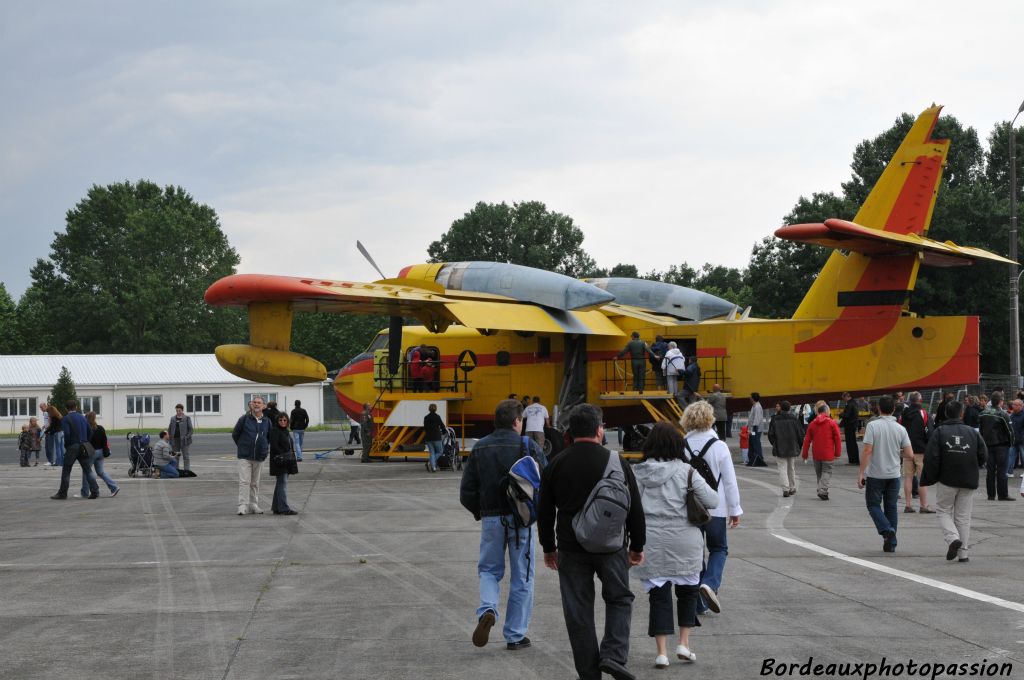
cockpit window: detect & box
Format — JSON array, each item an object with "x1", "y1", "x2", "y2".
[{"x1": 366, "y1": 333, "x2": 389, "y2": 352}]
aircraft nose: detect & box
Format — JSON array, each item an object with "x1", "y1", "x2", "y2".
[
  {"x1": 566, "y1": 280, "x2": 615, "y2": 310},
  {"x1": 699, "y1": 293, "x2": 738, "y2": 319}
]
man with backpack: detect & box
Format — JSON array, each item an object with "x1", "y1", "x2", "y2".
[
  {"x1": 538, "y1": 403, "x2": 646, "y2": 680},
  {"x1": 459, "y1": 399, "x2": 545, "y2": 651}
]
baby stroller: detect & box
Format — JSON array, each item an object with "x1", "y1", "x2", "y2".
[
  {"x1": 435, "y1": 426, "x2": 462, "y2": 471},
  {"x1": 127, "y1": 432, "x2": 154, "y2": 478}
]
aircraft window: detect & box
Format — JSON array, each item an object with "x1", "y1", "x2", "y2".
[
  {"x1": 367, "y1": 333, "x2": 389, "y2": 352},
  {"x1": 496, "y1": 351, "x2": 511, "y2": 366}
]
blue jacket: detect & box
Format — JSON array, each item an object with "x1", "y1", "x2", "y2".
[
  {"x1": 1012, "y1": 411, "x2": 1024, "y2": 445},
  {"x1": 460, "y1": 428, "x2": 545, "y2": 519},
  {"x1": 232, "y1": 413, "x2": 271, "y2": 461},
  {"x1": 62, "y1": 411, "x2": 91, "y2": 449}
]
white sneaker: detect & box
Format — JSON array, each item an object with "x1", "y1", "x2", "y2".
[
  {"x1": 699, "y1": 583, "x2": 721, "y2": 613},
  {"x1": 237, "y1": 506, "x2": 247, "y2": 515},
  {"x1": 249, "y1": 506, "x2": 264, "y2": 515},
  {"x1": 655, "y1": 654, "x2": 669, "y2": 669},
  {"x1": 676, "y1": 645, "x2": 696, "y2": 662},
  {"x1": 43, "y1": 462, "x2": 52, "y2": 466}
]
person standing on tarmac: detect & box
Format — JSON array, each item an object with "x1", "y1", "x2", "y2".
[
  {"x1": 290, "y1": 399, "x2": 309, "y2": 462},
  {"x1": 360, "y1": 403, "x2": 374, "y2": 463}
]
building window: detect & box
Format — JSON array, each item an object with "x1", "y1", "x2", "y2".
[
  {"x1": 244, "y1": 392, "x2": 277, "y2": 410},
  {"x1": 127, "y1": 395, "x2": 162, "y2": 415},
  {"x1": 79, "y1": 396, "x2": 101, "y2": 415},
  {"x1": 186, "y1": 394, "x2": 220, "y2": 414},
  {"x1": 0, "y1": 397, "x2": 37, "y2": 417}
]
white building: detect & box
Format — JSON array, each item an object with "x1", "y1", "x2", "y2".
[{"x1": 0, "y1": 355, "x2": 326, "y2": 433}]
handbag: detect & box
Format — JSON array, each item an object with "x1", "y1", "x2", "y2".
[
  {"x1": 77, "y1": 441, "x2": 96, "y2": 461},
  {"x1": 685, "y1": 467, "x2": 711, "y2": 526}
]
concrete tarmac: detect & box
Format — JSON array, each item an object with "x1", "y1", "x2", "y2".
[{"x1": 2, "y1": 433, "x2": 1024, "y2": 679}]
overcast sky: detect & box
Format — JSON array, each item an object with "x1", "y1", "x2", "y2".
[{"x1": 2, "y1": 1, "x2": 1022, "y2": 300}]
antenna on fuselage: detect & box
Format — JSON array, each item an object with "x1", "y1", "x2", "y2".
[{"x1": 356, "y1": 240, "x2": 403, "y2": 377}]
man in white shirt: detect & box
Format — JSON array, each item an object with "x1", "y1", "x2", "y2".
[
  {"x1": 858, "y1": 395, "x2": 914, "y2": 553},
  {"x1": 522, "y1": 396, "x2": 550, "y2": 453}
]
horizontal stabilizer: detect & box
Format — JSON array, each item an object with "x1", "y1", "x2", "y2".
[{"x1": 776, "y1": 219, "x2": 1015, "y2": 267}]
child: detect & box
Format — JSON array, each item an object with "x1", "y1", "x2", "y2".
[
  {"x1": 28, "y1": 417, "x2": 42, "y2": 466},
  {"x1": 18, "y1": 424, "x2": 32, "y2": 467}
]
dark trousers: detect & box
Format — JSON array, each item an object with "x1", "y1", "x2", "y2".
[
  {"x1": 271, "y1": 473, "x2": 290, "y2": 512},
  {"x1": 556, "y1": 549, "x2": 634, "y2": 680},
  {"x1": 714, "y1": 421, "x2": 727, "y2": 440},
  {"x1": 987, "y1": 446, "x2": 1009, "y2": 499},
  {"x1": 630, "y1": 360, "x2": 646, "y2": 392},
  {"x1": 648, "y1": 583, "x2": 700, "y2": 636},
  {"x1": 58, "y1": 448, "x2": 98, "y2": 497},
  {"x1": 844, "y1": 427, "x2": 860, "y2": 464}
]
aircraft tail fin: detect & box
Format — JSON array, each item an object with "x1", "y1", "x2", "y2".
[{"x1": 782, "y1": 106, "x2": 949, "y2": 328}]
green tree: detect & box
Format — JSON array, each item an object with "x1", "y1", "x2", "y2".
[
  {"x1": 27, "y1": 180, "x2": 246, "y2": 353},
  {"x1": 291, "y1": 314, "x2": 387, "y2": 371},
  {"x1": 49, "y1": 366, "x2": 77, "y2": 415},
  {"x1": 428, "y1": 201, "x2": 598, "y2": 276},
  {"x1": 0, "y1": 283, "x2": 19, "y2": 353},
  {"x1": 14, "y1": 286, "x2": 59, "y2": 353}
]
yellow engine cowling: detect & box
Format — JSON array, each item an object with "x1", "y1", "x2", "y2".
[{"x1": 215, "y1": 344, "x2": 326, "y2": 386}]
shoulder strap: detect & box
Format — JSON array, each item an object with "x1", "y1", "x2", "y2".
[
  {"x1": 696, "y1": 438, "x2": 716, "y2": 459},
  {"x1": 682, "y1": 438, "x2": 694, "y2": 458},
  {"x1": 604, "y1": 449, "x2": 621, "y2": 478}
]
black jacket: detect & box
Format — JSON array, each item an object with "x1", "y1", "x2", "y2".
[
  {"x1": 269, "y1": 424, "x2": 298, "y2": 476},
  {"x1": 767, "y1": 411, "x2": 803, "y2": 458},
  {"x1": 683, "y1": 362, "x2": 701, "y2": 393},
  {"x1": 921, "y1": 419, "x2": 987, "y2": 489},
  {"x1": 423, "y1": 412, "x2": 446, "y2": 442},
  {"x1": 290, "y1": 407, "x2": 309, "y2": 431},
  {"x1": 537, "y1": 441, "x2": 646, "y2": 554},
  {"x1": 840, "y1": 399, "x2": 859, "y2": 431},
  {"x1": 963, "y1": 404, "x2": 981, "y2": 428},
  {"x1": 979, "y1": 407, "x2": 1014, "y2": 448},
  {"x1": 460, "y1": 428, "x2": 543, "y2": 519},
  {"x1": 900, "y1": 403, "x2": 929, "y2": 453}
]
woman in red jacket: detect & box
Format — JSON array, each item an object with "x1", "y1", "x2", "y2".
[{"x1": 801, "y1": 401, "x2": 842, "y2": 501}]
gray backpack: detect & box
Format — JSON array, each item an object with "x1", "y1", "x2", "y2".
[{"x1": 572, "y1": 451, "x2": 631, "y2": 553}]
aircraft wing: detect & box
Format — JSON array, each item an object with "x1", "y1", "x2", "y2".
[
  {"x1": 205, "y1": 274, "x2": 624, "y2": 336},
  {"x1": 776, "y1": 219, "x2": 1015, "y2": 267}
]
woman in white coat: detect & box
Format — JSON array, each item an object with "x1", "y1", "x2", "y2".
[
  {"x1": 633, "y1": 422, "x2": 719, "y2": 668},
  {"x1": 661, "y1": 341, "x2": 685, "y2": 396}
]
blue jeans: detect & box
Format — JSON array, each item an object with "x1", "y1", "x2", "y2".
[
  {"x1": 748, "y1": 427, "x2": 764, "y2": 464},
  {"x1": 50, "y1": 431, "x2": 65, "y2": 466},
  {"x1": 82, "y1": 451, "x2": 118, "y2": 495},
  {"x1": 698, "y1": 516, "x2": 728, "y2": 611},
  {"x1": 865, "y1": 477, "x2": 900, "y2": 541},
  {"x1": 57, "y1": 446, "x2": 98, "y2": 497},
  {"x1": 476, "y1": 515, "x2": 535, "y2": 643},
  {"x1": 160, "y1": 459, "x2": 180, "y2": 478},
  {"x1": 292, "y1": 430, "x2": 304, "y2": 461},
  {"x1": 426, "y1": 440, "x2": 444, "y2": 468},
  {"x1": 272, "y1": 473, "x2": 290, "y2": 512}
]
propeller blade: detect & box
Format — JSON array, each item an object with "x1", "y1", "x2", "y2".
[{"x1": 357, "y1": 240, "x2": 387, "y2": 280}]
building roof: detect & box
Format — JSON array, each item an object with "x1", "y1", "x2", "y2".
[{"x1": 0, "y1": 354, "x2": 295, "y2": 387}]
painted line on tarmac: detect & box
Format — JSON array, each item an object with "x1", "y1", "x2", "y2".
[{"x1": 738, "y1": 473, "x2": 1024, "y2": 615}]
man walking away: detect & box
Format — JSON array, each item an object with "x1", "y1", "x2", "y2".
[
  {"x1": 538, "y1": 403, "x2": 646, "y2": 680},
  {"x1": 840, "y1": 392, "x2": 861, "y2": 465},
  {"x1": 1011, "y1": 400, "x2": 1024, "y2": 480},
  {"x1": 705, "y1": 384, "x2": 728, "y2": 440},
  {"x1": 921, "y1": 400, "x2": 987, "y2": 563},
  {"x1": 233, "y1": 396, "x2": 271, "y2": 515},
  {"x1": 290, "y1": 399, "x2": 309, "y2": 462},
  {"x1": 423, "y1": 403, "x2": 446, "y2": 472},
  {"x1": 617, "y1": 331, "x2": 652, "y2": 393},
  {"x1": 767, "y1": 401, "x2": 803, "y2": 497},
  {"x1": 746, "y1": 393, "x2": 766, "y2": 467},
  {"x1": 899, "y1": 391, "x2": 932, "y2": 513},
  {"x1": 858, "y1": 396, "x2": 913, "y2": 553},
  {"x1": 649, "y1": 335, "x2": 667, "y2": 389},
  {"x1": 979, "y1": 391, "x2": 1015, "y2": 501},
  {"x1": 522, "y1": 396, "x2": 550, "y2": 456},
  {"x1": 801, "y1": 401, "x2": 841, "y2": 500},
  {"x1": 459, "y1": 399, "x2": 545, "y2": 651},
  {"x1": 51, "y1": 399, "x2": 99, "y2": 500},
  {"x1": 169, "y1": 404, "x2": 194, "y2": 472}
]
